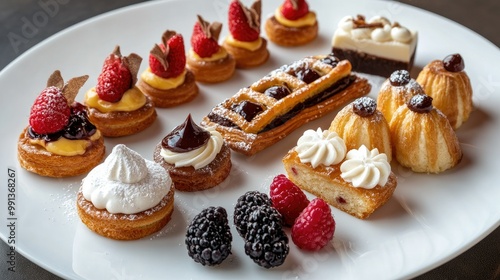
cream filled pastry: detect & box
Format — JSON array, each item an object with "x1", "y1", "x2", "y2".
[
  {"x1": 154, "y1": 114, "x2": 232, "y2": 191},
  {"x1": 77, "y1": 144, "x2": 174, "y2": 240},
  {"x1": 283, "y1": 128, "x2": 397, "y2": 219}
]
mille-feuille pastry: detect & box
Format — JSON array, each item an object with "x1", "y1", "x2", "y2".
[
  {"x1": 85, "y1": 46, "x2": 157, "y2": 137},
  {"x1": 283, "y1": 128, "x2": 397, "y2": 219},
  {"x1": 331, "y1": 15, "x2": 418, "y2": 77},
  {"x1": 222, "y1": 0, "x2": 269, "y2": 68},
  {"x1": 187, "y1": 15, "x2": 236, "y2": 83},
  {"x1": 77, "y1": 144, "x2": 174, "y2": 240},
  {"x1": 202, "y1": 54, "x2": 371, "y2": 156},
  {"x1": 137, "y1": 30, "x2": 199, "y2": 107},
  {"x1": 329, "y1": 97, "x2": 392, "y2": 162},
  {"x1": 390, "y1": 94, "x2": 462, "y2": 173},
  {"x1": 265, "y1": 0, "x2": 318, "y2": 46},
  {"x1": 17, "y1": 70, "x2": 105, "y2": 178},
  {"x1": 154, "y1": 114, "x2": 232, "y2": 192},
  {"x1": 376, "y1": 69, "x2": 425, "y2": 123},
  {"x1": 416, "y1": 53, "x2": 473, "y2": 129}
]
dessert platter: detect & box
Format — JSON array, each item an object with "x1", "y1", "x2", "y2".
[{"x1": 1, "y1": 0, "x2": 500, "y2": 279}]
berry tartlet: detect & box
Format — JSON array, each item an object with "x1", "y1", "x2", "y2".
[
  {"x1": 153, "y1": 114, "x2": 232, "y2": 192},
  {"x1": 416, "y1": 53, "x2": 473, "y2": 129},
  {"x1": 138, "y1": 30, "x2": 199, "y2": 107},
  {"x1": 186, "y1": 15, "x2": 236, "y2": 83},
  {"x1": 17, "y1": 70, "x2": 105, "y2": 178},
  {"x1": 283, "y1": 128, "x2": 397, "y2": 219},
  {"x1": 84, "y1": 46, "x2": 157, "y2": 137},
  {"x1": 265, "y1": 0, "x2": 318, "y2": 46},
  {"x1": 77, "y1": 144, "x2": 174, "y2": 240},
  {"x1": 222, "y1": 0, "x2": 269, "y2": 68}
]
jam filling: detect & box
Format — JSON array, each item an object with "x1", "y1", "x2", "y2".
[
  {"x1": 207, "y1": 75, "x2": 356, "y2": 133},
  {"x1": 162, "y1": 114, "x2": 210, "y2": 153},
  {"x1": 232, "y1": 101, "x2": 264, "y2": 122},
  {"x1": 28, "y1": 103, "x2": 97, "y2": 142},
  {"x1": 264, "y1": 85, "x2": 291, "y2": 100}
]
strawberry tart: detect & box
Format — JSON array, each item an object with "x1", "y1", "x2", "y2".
[
  {"x1": 222, "y1": 0, "x2": 269, "y2": 68},
  {"x1": 84, "y1": 46, "x2": 157, "y2": 137},
  {"x1": 138, "y1": 30, "x2": 199, "y2": 107},
  {"x1": 17, "y1": 70, "x2": 105, "y2": 177},
  {"x1": 186, "y1": 15, "x2": 236, "y2": 83},
  {"x1": 265, "y1": 0, "x2": 318, "y2": 46}
]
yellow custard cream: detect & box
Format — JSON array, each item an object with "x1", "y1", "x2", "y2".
[
  {"x1": 140, "y1": 68, "x2": 187, "y2": 90},
  {"x1": 30, "y1": 131, "x2": 101, "y2": 156},
  {"x1": 85, "y1": 87, "x2": 146, "y2": 113},
  {"x1": 275, "y1": 9, "x2": 316, "y2": 27},
  {"x1": 225, "y1": 35, "x2": 262, "y2": 51},
  {"x1": 189, "y1": 48, "x2": 228, "y2": 62}
]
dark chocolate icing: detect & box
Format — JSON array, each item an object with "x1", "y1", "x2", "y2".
[{"x1": 162, "y1": 114, "x2": 210, "y2": 152}]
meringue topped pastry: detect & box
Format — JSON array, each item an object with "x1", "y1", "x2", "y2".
[{"x1": 77, "y1": 144, "x2": 174, "y2": 240}]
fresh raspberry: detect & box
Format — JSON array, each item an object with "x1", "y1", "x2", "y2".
[
  {"x1": 291, "y1": 198, "x2": 335, "y2": 251},
  {"x1": 280, "y1": 0, "x2": 309, "y2": 20},
  {"x1": 269, "y1": 174, "x2": 309, "y2": 226},
  {"x1": 191, "y1": 21, "x2": 220, "y2": 58},
  {"x1": 149, "y1": 33, "x2": 186, "y2": 79},
  {"x1": 96, "y1": 54, "x2": 132, "y2": 102},
  {"x1": 228, "y1": 0, "x2": 260, "y2": 42},
  {"x1": 29, "y1": 86, "x2": 71, "y2": 134}
]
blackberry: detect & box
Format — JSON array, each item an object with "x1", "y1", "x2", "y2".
[
  {"x1": 185, "y1": 206, "x2": 232, "y2": 266},
  {"x1": 234, "y1": 191, "x2": 273, "y2": 237},
  {"x1": 243, "y1": 205, "x2": 289, "y2": 268}
]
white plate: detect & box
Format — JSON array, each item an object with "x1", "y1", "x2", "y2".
[{"x1": 1, "y1": 0, "x2": 499, "y2": 279}]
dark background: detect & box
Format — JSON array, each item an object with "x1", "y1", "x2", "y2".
[{"x1": 1, "y1": 0, "x2": 499, "y2": 279}]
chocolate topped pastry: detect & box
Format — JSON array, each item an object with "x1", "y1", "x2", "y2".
[{"x1": 162, "y1": 114, "x2": 210, "y2": 152}]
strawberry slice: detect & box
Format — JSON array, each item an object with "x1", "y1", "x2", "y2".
[
  {"x1": 228, "y1": 0, "x2": 261, "y2": 42},
  {"x1": 149, "y1": 31, "x2": 186, "y2": 79},
  {"x1": 280, "y1": 0, "x2": 309, "y2": 20}
]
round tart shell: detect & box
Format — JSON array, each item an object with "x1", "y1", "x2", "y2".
[
  {"x1": 186, "y1": 52, "x2": 236, "y2": 83},
  {"x1": 264, "y1": 16, "x2": 318, "y2": 46},
  {"x1": 222, "y1": 38, "x2": 269, "y2": 68}
]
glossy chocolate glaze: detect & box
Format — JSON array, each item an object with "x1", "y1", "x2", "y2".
[
  {"x1": 162, "y1": 114, "x2": 210, "y2": 152},
  {"x1": 352, "y1": 96, "x2": 376, "y2": 117},
  {"x1": 408, "y1": 94, "x2": 433, "y2": 113},
  {"x1": 443, "y1": 53, "x2": 465, "y2": 72}
]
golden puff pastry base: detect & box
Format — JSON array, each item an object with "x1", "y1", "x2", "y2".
[
  {"x1": 222, "y1": 38, "x2": 269, "y2": 68},
  {"x1": 186, "y1": 52, "x2": 236, "y2": 83},
  {"x1": 264, "y1": 16, "x2": 318, "y2": 47}
]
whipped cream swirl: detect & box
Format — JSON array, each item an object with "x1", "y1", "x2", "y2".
[
  {"x1": 82, "y1": 144, "x2": 171, "y2": 214},
  {"x1": 160, "y1": 126, "x2": 223, "y2": 169},
  {"x1": 296, "y1": 128, "x2": 347, "y2": 168},
  {"x1": 340, "y1": 145, "x2": 391, "y2": 189}
]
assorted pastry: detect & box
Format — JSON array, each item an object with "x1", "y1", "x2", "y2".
[
  {"x1": 84, "y1": 46, "x2": 157, "y2": 137},
  {"x1": 137, "y1": 30, "x2": 199, "y2": 107},
  {"x1": 153, "y1": 114, "x2": 232, "y2": 192},
  {"x1": 17, "y1": 70, "x2": 105, "y2": 177},
  {"x1": 186, "y1": 15, "x2": 236, "y2": 83},
  {"x1": 222, "y1": 0, "x2": 269, "y2": 68},
  {"x1": 416, "y1": 53, "x2": 473, "y2": 129},
  {"x1": 265, "y1": 0, "x2": 318, "y2": 46},
  {"x1": 77, "y1": 144, "x2": 174, "y2": 240},
  {"x1": 282, "y1": 128, "x2": 397, "y2": 219},
  {"x1": 331, "y1": 15, "x2": 418, "y2": 77},
  {"x1": 202, "y1": 54, "x2": 371, "y2": 156}
]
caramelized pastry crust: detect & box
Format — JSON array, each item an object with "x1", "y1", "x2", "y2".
[
  {"x1": 222, "y1": 38, "x2": 269, "y2": 68},
  {"x1": 264, "y1": 16, "x2": 318, "y2": 46},
  {"x1": 186, "y1": 54, "x2": 236, "y2": 83}
]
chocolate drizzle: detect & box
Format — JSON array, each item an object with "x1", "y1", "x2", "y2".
[{"x1": 162, "y1": 114, "x2": 210, "y2": 153}]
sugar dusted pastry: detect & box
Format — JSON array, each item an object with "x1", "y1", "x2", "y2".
[
  {"x1": 223, "y1": 0, "x2": 269, "y2": 68},
  {"x1": 265, "y1": 0, "x2": 318, "y2": 46},
  {"x1": 390, "y1": 94, "x2": 462, "y2": 173},
  {"x1": 17, "y1": 70, "x2": 105, "y2": 178},
  {"x1": 77, "y1": 144, "x2": 174, "y2": 240},
  {"x1": 85, "y1": 46, "x2": 157, "y2": 137},
  {"x1": 282, "y1": 128, "x2": 397, "y2": 219},
  {"x1": 377, "y1": 69, "x2": 425, "y2": 123},
  {"x1": 332, "y1": 15, "x2": 418, "y2": 77},
  {"x1": 187, "y1": 15, "x2": 236, "y2": 83},
  {"x1": 329, "y1": 97, "x2": 392, "y2": 162},
  {"x1": 154, "y1": 114, "x2": 232, "y2": 192},
  {"x1": 137, "y1": 30, "x2": 199, "y2": 107},
  {"x1": 416, "y1": 53, "x2": 473, "y2": 129},
  {"x1": 202, "y1": 54, "x2": 371, "y2": 156}
]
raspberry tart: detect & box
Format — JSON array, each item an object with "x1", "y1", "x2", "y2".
[
  {"x1": 84, "y1": 46, "x2": 157, "y2": 137},
  {"x1": 265, "y1": 0, "x2": 318, "y2": 46},
  {"x1": 17, "y1": 70, "x2": 105, "y2": 178},
  {"x1": 186, "y1": 15, "x2": 236, "y2": 83},
  {"x1": 138, "y1": 30, "x2": 199, "y2": 107},
  {"x1": 283, "y1": 128, "x2": 397, "y2": 219},
  {"x1": 153, "y1": 114, "x2": 232, "y2": 192},
  {"x1": 222, "y1": 0, "x2": 269, "y2": 68}
]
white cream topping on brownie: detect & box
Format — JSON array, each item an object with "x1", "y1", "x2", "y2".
[{"x1": 332, "y1": 15, "x2": 418, "y2": 62}]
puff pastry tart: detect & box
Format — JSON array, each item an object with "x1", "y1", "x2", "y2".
[{"x1": 202, "y1": 54, "x2": 371, "y2": 156}]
